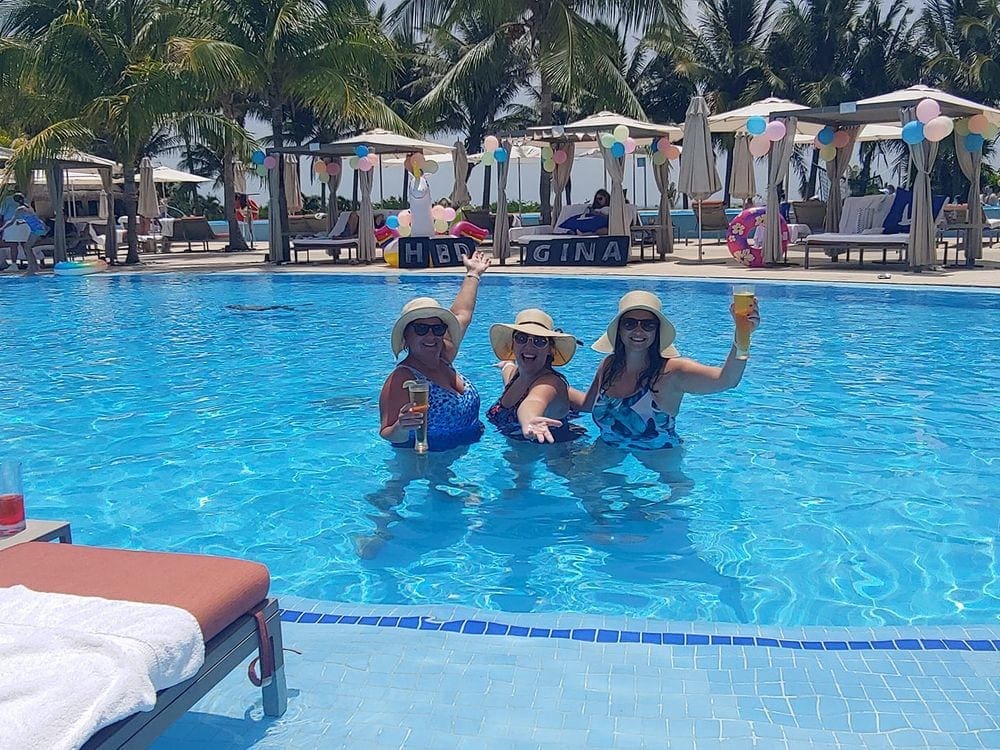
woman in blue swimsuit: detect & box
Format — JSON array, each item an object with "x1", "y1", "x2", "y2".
[
  {"x1": 579, "y1": 290, "x2": 760, "y2": 449},
  {"x1": 378, "y1": 251, "x2": 491, "y2": 451},
  {"x1": 485, "y1": 308, "x2": 583, "y2": 443}
]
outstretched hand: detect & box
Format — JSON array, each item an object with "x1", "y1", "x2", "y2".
[
  {"x1": 523, "y1": 416, "x2": 563, "y2": 444},
  {"x1": 463, "y1": 250, "x2": 491, "y2": 277},
  {"x1": 730, "y1": 299, "x2": 761, "y2": 333}
]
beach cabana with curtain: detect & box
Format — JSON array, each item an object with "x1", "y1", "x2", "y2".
[
  {"x1": 513, "y1": 112, "x2": 683, "y2": 264},
  {"x1": 769, "y1": 85, "x2": 1000, "y2": 270},
  {"x1": 265, "y1": 130, "x2": 452, "y2": 264}
]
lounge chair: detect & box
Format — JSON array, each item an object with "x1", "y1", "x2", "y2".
[
  {"x1": 287, "y1": 215, "x2": 328, "y2": 236},
  {"x1": 290, "y1": 211, "x2": 359, "y2": 263},
  {"x1": 0, "y1": 541, "x2": 287, "y2": 749},
  {"x1": 801, "y1": 194, "x2": 903, "y2": 268},
  {"x1": 681, "y1": 201, "x2": 729, "y2": 246},
  {"x1": 791, "y1": 201, "x2": 827, "y2": 233},
  {"x1": 163, "y1": 217, "x2": 215, "y2": 252}
]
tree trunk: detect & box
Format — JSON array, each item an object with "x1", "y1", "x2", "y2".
[
  {"x1": 123, "y1": 163, "x2": 140, "y2": 264},
  {"x1": 723, "y1": 140, "x2": 734, "y2": 206},
  {"x1": 806, "y1": 150, "x2": 820, "y2": 198},
  {"x1": 481, "y1": 164, "x2": 492, "y2": 209},
  {"x1": 539, "y1": 73, "x2": 554, "y2": 224},
  {"x1": 223, "y1": 104, "x2": 249, "y2": 252},
  {"x1": 270, "y1": 104, "x2": 291, "y2": 264}
]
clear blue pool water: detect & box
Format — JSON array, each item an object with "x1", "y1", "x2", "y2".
[{"x1": 3, "y1": 273, "x2": 998, "y2": 627}]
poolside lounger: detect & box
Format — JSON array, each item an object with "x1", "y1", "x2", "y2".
[
  {"x1": 0, "y1": 542, "x2": 287, "y2": 749},
  {"x1": 802, "y1": 232, "x2": 910, "y2": 268}
]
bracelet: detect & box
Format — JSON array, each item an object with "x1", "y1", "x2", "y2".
[{"x1": 466, "y1": 273, "x2": 481, "y2": 280}]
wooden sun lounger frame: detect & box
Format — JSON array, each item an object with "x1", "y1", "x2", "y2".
[
  {"x1": 290, "y1": 236, "x2": 360, "y2": 264},
  {"x1": 801, "y1": 236, "x2": 909, "y2": 269},
  {"x1": 81, "y1": 598, "x2": 287, "y2": 750}
]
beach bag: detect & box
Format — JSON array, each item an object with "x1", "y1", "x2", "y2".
[
  {"x1": 24, "y1": 214, "x2": 47, "y2": 236},
  {"x1": 2, "y1": 221, "x2": 31, "y2": 243}
]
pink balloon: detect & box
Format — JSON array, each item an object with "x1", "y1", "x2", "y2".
[
  {"x1": 443, "y1": 207, "x2": 456, "y2": 222},
  {"x1": 664, "y1": 145, "x2": 681, "y2": 160},
  {"x1": 748, "y1": 136, "x2": 771, "y2": 158},
  {"x1": 553, "y1": 150, "x2": 567, "y2": 165},
  {"x1": 483, "y1": 136, "x2": 499, "y2": 152},
  {"x1": 326, "y1": 160, "x2": 341, "y2": 176},
  {"x1": 764, "y1": 121, "x2": 786, "y2": 142},
  {"x1": 968, "y1": 114, "x2": 989, "y2": 134},
  {"x1": 625, "y1": 137, "x2": 637, "y2": 154},
  {"x1": 358, "y1": 156, "x2": 374, "y2": 172},
  {"x1": 915, "y1": 98, "x2": 940, "y2": 124},
  {"x1": 832, "y1": 130, "x2": 850, "y2": 149},
  {"x1": 262, "y1": 155, "x2": 277, "y2": 170},
  {"x1": 923, "y1": 115, "x2": 954, "y2": 142}
]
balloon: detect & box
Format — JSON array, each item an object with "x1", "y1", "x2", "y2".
[
  {"x1": 431, "y1": 205, "x2": 445, "y2": 220},
  {"x1": 819, "y1": 145, "x2": 837, "y2": 161},
  {"x1": 314, "y1": 161, "x2": 327, "y2": 174},
  {"x1": 481, "y1": 153, "x2": 495, "y2": 167},
  {"x1": 255, "y1": 165, "x2": 268, "y2": 177},
  {"x1": 433, "y1": 218, "x2": 449, "y2": 233},
  {"x1": 358, "y1": 156, "x2": 374, "y2": 171},
  {"x1": 915, "y1": 98, "x2": 940, "y2": 124},
  {"x1": 599, "y1": 133, "x2": 615, "y2": 148},
  {"x1": 968, "y1": 114, "x2": 989, "y2": 134},
  {"x1": 652, "y1": 151, "x2": 667, "y2": 166},
  {"x1": 748, "y1": 136, "x2": 771, "y2": 158},
  {"x1": 398, "y1": 210, "x2": 412, "y2": 226},
  {"x1": 610, "y1": 142, "x2": 625, "y2": 158},
  {"x1": 613, "y1": 125, "x2": 629, "y2": 142},
  {"x1": 923, "y1": 115, "x2": 954, "y2": 142},
  {"x1": 901, "y1": 121, "x2": 925, "y2": 145},
  {"x1": 424, "y1": 160, "x2": 439, "y2": 174},
  {"x1": 624, "y1": 137, "x2": 637, "y2": 154},
  {"x1": 954, "y1": 118, "x2": 970, "y2": 136},
  {"x1": 443, "y1": 207, "x2": 456, "y2": 222},
  {"x1": 658, "y1": 137, "x2": 672, "y2": 153},
  {"x1": 764, "y1": 121, "x2": 786, "y2": 142},
  {"x1": 812, "y1": 136, "x2": 823, "y2": 149},
  {"x1": 832, "y1": 130, "x2": 850, "y2": 149},
  {"x1": 348, "y1": 156, "x2": 359, "y2": 168},
  {"x1": 386, "y1": 215, "x2": 400, "y2": 229},
  {"x1": 664, "y1": 145, "x2": 681, "y2": 160},
  {"x1": 411, "y1": 153, "x2": 426, "y2": 168},
  {"x1": 251, "y1": 150, "x2": 266, "y2": 165},
  {"x1": 746, "y1": 116, "x2": 767, "y2": 136},
  {"x1": 317, "y1": 172, "x2": 329, "y2": 183},
  {"x1": 553, "y1": 150, "x2": 567, "y2": 165},
  {"x1": 542, "y1": 158, "x2": 556, "y2": 173},
  {"x1": 326, "y1": 160, "x2": 341, "y2": 176},
  {"x1": 494, "y1": 148, "x2": 508, "y2": 162},
  {"x1": 397, "y1": 224, "x2": 412, "y2": 237},
  {"x1": 262, "y1": 155, "x2": 277, "y2": 170},
  {"x1": 817, "y1": 126, "x2": 835, "y2": 145},
  {"x1": 355, "y1": 145, "x2": 369, "y2": 157},
  {"x1": 541, "y1": 145, "x2": 554, "y2": 159},
  {"x1": 483, "y1": 135, "x2": 500, "y2": 151},
  {"x1": 965, "y1": 132, "x2": 985, "y2": 152}
]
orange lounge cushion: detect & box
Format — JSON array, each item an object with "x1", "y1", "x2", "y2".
[{"x1": 0, "y1": 543, "x2": 270, "y2": 641}]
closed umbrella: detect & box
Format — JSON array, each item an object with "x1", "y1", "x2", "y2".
[
  {"x1": 450, "y1": 141, "x2": 471, "y2": 207},
  {"x1": 494, "y1": 139, "x2": 512, "y2": 263},
  {"x1": 729, "y1": 134, "x2": 755, "y2": 206},
  {"x1": 677, "y1": 96, "x2": 722, "y2": 261},
  {"x1": 283, "y1": 155, "x2": 303, "y2": 214},
  {"x1": 137, "y1": 157, "x2": 158, "y2": 220},
  {"x1": 357, "y1": 167, "x2": 375, "y2": 263}
]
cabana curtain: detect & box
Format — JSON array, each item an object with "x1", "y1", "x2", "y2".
[
  {"x1": 598, "y1": 141, "x2": 628, "y2": 235},
  {"x1": 494, "y1": 139, "x2": 512, "y2": 262},
  {"x1": 823, "y1": 127, "x2": 860, "y2": 233},
  {"x1": 651, "y1": 155, "x2": 674, "y2": 255},
  {"x1": 357, "y1": 168, "x2": 375, "y2": 262},
  {"x1": 901, "y1": 107, "x2": 938, "y2": 269},
  {"x1": 955, "y1": 134, "x2": 983, "y2": 261},
  {"x1": 550, "y1": 143, "x2": 575, "y2": 221},
  {"x1": 764, "y1": 117, "x2": 797, "y2": 264}
]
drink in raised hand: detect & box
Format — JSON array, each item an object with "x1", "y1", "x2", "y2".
[
  {"x1": 733, "y1": 287, "x2": 756, "y2": 360},
  {"x1": 402, "y1": 380, "x2": 430, "y2": 453}
]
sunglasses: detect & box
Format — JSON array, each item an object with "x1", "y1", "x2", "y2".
[
  {"x1": 621, "y1": 317, "x2": 658, "y2": 332},
  {"x1": 410, "y1": 322, "x2": 448, "y2": 336},
  {"x1": 513, "y1": 331, "x2": 550, "y2": 348}
]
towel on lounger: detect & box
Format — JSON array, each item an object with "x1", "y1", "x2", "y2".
[{"x1": 0, "y1": 585, "x2": 204, "y2": 750}]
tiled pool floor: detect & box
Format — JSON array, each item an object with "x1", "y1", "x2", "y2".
[{"x1": 155, "y1": 597, "x2": 1000, "y2": 749}]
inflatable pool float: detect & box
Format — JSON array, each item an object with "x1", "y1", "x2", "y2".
[
  {"x1": 726, "y1": 207, "x2": 788, "y2": 268},
  {"x1": 53, "y1": 260, "x2": 107, "y2": 276}
]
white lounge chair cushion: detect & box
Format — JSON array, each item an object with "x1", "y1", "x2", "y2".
[
  {"x1": 804, "y1": 233, "x2": 910, "y2": 245},
  {"x1": 326, "y1": 212, "x2": 351, "y2": 238}
]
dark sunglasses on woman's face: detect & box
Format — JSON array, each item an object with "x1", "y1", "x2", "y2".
[
  {"x1": 513, "y1": 331, "x2": 550, "y2": 348},
  {"x1": 621, "y1": 317, "x2": 658, "y2": 332},
  {"x1": 411, "y1": 322, "x2": 448, "y2": 336}
]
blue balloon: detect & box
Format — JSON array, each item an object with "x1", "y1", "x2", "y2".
[
  {"x1": 902, "y1": 121, "x2": 925, "y2": 145},
  {"x1": 494, "y1": 148, "x2": 509, "y2": 163},
  {"x1": 611, "y1": 142, "x2": 626, "y2": 158},
  {"x1": 355, "y1": 145, "x2": 369, "y2": 158},
  {"x1": 817, "y1": 127, "x2": 835, "y2": 145},
  {"x1": 746, "y1": 116, "x2": 767, "y2": 136},
  {"x1": 385, "y1": 215, "x2": 399, "y2": 229},
  {"x1": 965, "y1": 132, "x2": 985, "y2": 152},
  {"x1": 251, "y1": 150, "x2": 265, "y2": 165}
]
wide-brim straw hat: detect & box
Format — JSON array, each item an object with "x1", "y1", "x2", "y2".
[
  {"x1": 592, "y1": 290, "x2": 679, "y2": 358},
  {"x1": 489, "y1": 308, "x2": 577, "y2": 366},
  {"x1": 391, "y1": 297, "x2": 462, "y2": 357}
]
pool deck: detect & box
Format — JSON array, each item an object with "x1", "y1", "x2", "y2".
[
  {"x1": 40, "y1": 237, "x2": 1000, "y2": 288},
  {"x1": 157, "y1": 598, "x2": 1000, "y2": 749}
]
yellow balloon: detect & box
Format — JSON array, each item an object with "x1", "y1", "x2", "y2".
[{"x1": 384, "y1": 249, "x2": 399, "y2": 268}]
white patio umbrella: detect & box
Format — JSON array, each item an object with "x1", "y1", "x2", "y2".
[
  {"x1": 709, "y1": 97, "x2": 812, "y2": 133},
  {"x1": 137, "y1": 157, "x2": 158, "y2": 219},
  {"x1": 678, "y1": 96, "x2": 722, "y2": 260},
  {"x1": 326, "y1": 129, "x2": 453, "y2": 156}
]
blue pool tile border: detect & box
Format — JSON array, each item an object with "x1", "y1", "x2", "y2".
[{"x1": 277, "y1": 609, "x2": 1000, "y2": 654}]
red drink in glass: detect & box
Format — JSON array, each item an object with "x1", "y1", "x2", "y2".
[{"x1": 0, "y1": 493, "x2": 25, "y2": 536}]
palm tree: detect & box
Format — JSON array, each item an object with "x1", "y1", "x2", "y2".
[
  {"x1": 921, "y1": 0, "x2": 1000, "y2": 104},
  {"x1": 393, "y1": 0, "x2": 681, "y2": 221},
  {"x1": 170, "y1": 0, "x2": 402, "y2": 262},
  {"x1": 1, "y1": 0, "x2": 241, "y2": 264}
]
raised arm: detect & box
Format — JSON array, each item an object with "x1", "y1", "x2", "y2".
[
  {"x1": 450, "y1": 250, "x2": 491, "y2": 335},
  {"x1": 665, "y1": 300, "x2": 760, "y2": 395}
]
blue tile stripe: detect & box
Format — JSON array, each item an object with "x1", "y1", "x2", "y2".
[{"x1": 277, "y1": 609, "x2": 999, "y2": 653}]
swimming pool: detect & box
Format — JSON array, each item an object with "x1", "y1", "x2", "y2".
[{"x1": 3, "y1": 273, "x2": 998, "y2": 628}]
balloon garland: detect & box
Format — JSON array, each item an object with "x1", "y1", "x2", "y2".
[
  {"x1": 480, "y1": 135, "x2": 509, "y2": 169},
  {"x1": 746, "y1": 116, "x2": 787, "y2": 157},
  {"x1": 650, "y1": 136, "x2": 680, "y2": 165}
]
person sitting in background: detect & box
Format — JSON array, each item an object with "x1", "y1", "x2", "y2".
[{"x1": 558, "y1": 189, "x2": 611, "y2": 235}]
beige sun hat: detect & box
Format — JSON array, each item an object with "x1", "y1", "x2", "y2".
[
  {"x1": 592, "y1": 290, "x2": 679, "y2": 358},
  {"x1": 390, "y1": 297, "x2": 462, "y2": 357},
  {"x1": 489, "y1": 308, "x2": 577, "y2": 366}
]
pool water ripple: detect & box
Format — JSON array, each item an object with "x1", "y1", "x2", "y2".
[{"x1": 3, "y1": 273, "x2": 999, "y2": 627}]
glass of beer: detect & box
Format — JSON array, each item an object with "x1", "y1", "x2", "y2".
[
  {"x1": 732, "y1": 285, "x2": 756, "y2": 360},
  {"x1": 0, "y1": 460, "x2": 26, "y2": 536},
  {"x1": 402, "y1": 380, "x2": 430, "y2": 454}
]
